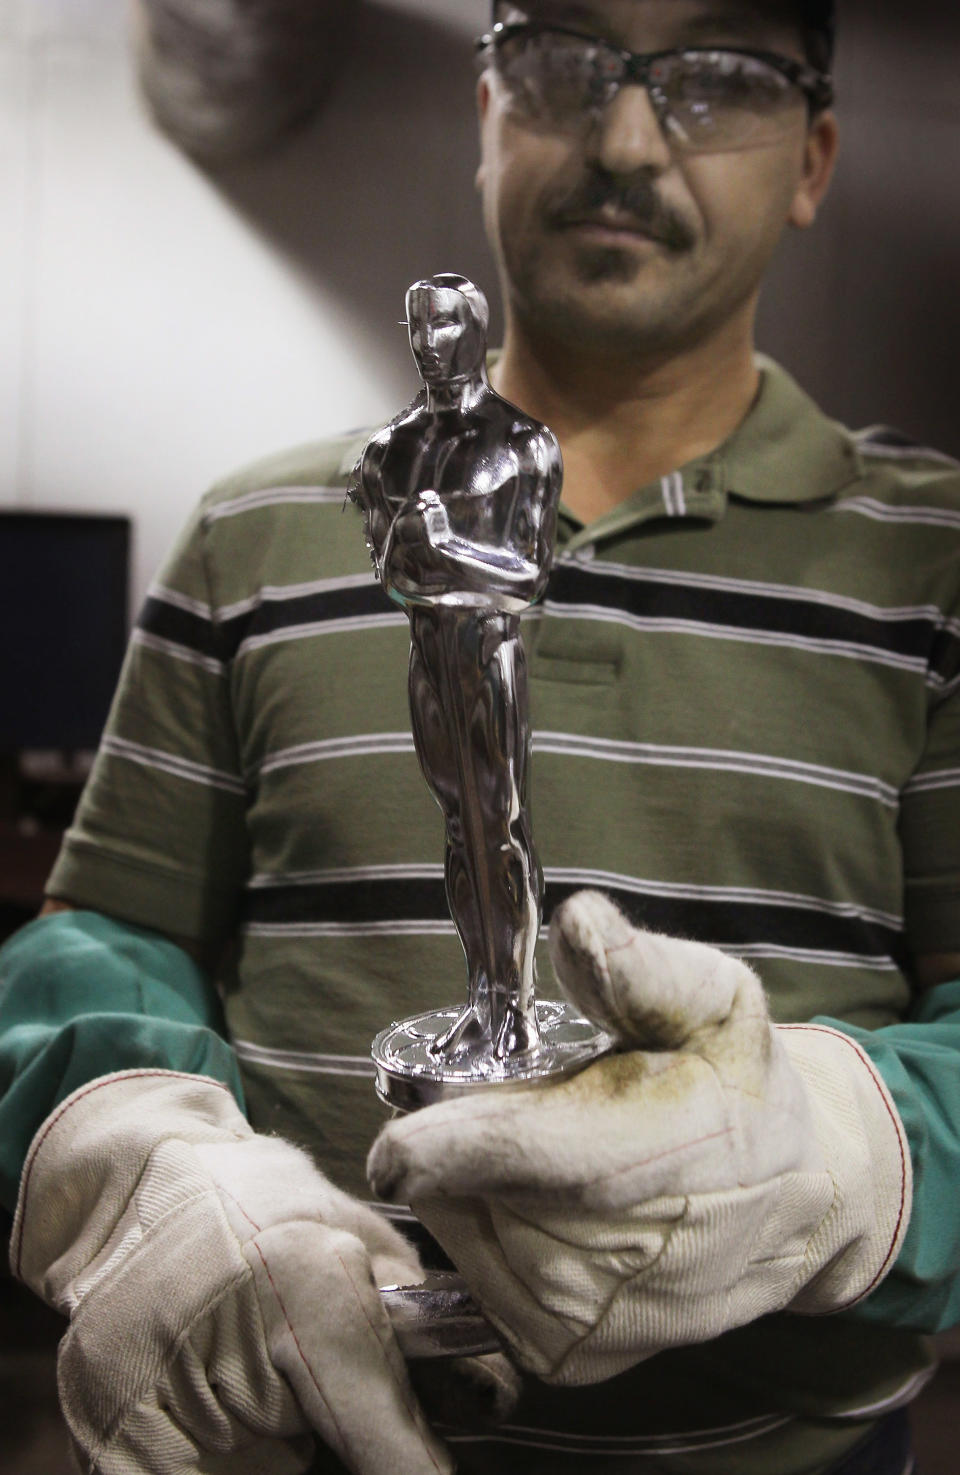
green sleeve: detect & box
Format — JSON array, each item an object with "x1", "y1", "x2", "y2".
[
  {"x1": 0, "y1": 910, "x2": 246, "y2": 1216},
  {"x1": 815, "y1": 978, "x2": 960, "y2": 1332},
  {"x1": 46, "y1": 496, "x2": 250, "y2": 947}
]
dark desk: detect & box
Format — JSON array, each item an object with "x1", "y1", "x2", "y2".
[{"x1": 0, "y1": 821, "x2": 63, "y2": 934}]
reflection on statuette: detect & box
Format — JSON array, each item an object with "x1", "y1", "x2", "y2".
[{"x1": 351, "y1": 274, "x2": 610, "y2": 1109}]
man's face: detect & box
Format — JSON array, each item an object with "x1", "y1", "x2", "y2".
[{"x1": 477, "y1": 0, "x2": 836, "y2": 362}]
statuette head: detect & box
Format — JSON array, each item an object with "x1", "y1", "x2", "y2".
[{"x1": 405, "y1": 274, "x2": 490, "y2": 386}]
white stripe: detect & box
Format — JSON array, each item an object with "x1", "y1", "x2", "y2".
[
  {"x1": 257, "y1": 728, "x2": 898, "y2": 805},
  {"x1": 533, "y1": 731, "x2": 900, "y2": 808},
  {"x1": 235, "y1": 611, "x2": 403, "y2": 658},
  {"x1": 540, "y1": 599, "x2": 929, "y2": 677},
  {"x1": 488, "y1": 1412, "x2": 790, "y2": 1445},
  {"x1": 444, "y1": 1413, "x2": 794, "y2": 1456},
  {"x1": 902, "y1": 766, "x2": 960, "y2": 795},
  {"x1": 371, "y1": 1202, "x2": 418, "y2": 1224},
  {"x1": 542, "y1": 866, "x2": 902, "y2": 930},
  {"x1": 233, "y1": 1038, "x2": 375, "y2": 1076},
  {"x1": 249, "y1": 862, "x2": 443, "y2": 888},
  {"x1": 213, "y1": 572, "x2": 377, "y2": 623},
  {"x1": 563, "y1": 555, "x2": 958, "y2": 633},
  {"x1": 131, "y1": 629, "x2": 226, "y2": 677},
  {"x1": 857, "y1": 439, "x2": 958, "y2": 467},
  {"x1": 827, "y1": 1366, "x2": 937, "y2": 1419},
  {"x1": 259, "y1": 727, "x2": 897, "y2": 806},
  {"x1": 101, "y1": 736, "x2": 245, "y2": 794},
  {"x1": 930, "y1": 669, "x2": 960, "y2": 702},
  {"x1": 204, "y1": 485, "x2": 348, "y2": 523},
  {"x1": 244, "y1": 919, "x2": 456, "y2": 939},
  {"x1": 147, "y1": 584, "x2": 212, "y2": 620},
  {"x1": 258, "y1": 732, "x2": 414, "y2": 777},
  {"x1": 720, "y1": 943, "x2": 898, "y2": 970},
  {"x1": 831, "y1": 497, "x2": 960, "y2": 530},
  {"x1": 660, "y1": 473, "x2": 686, "y2": 517},
  {"x1": 241, "y1": 923, "x2": 894, "y2": 972}
]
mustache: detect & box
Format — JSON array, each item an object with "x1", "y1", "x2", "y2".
[{"x1": 544, "y1": 171, "x2": 696, "y2": 253}]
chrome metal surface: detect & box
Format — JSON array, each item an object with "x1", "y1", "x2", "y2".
[
  {"x1": 355, "y1": 274, "x2": 611, "y2": 1351},
  {"x1": 380, "y1": 1271, "x2": 502, "y2": 1359},
  {"x1": 353, "y1": 274, "x2": 611, "y2": 1094},
  {"x1": 373, "y1": 1000, "x2": 613, "y2": 1110},
  {"x1": 353, "y1": 275, "x2": 610, "y2": 1105},
  {"x1": 353, "y1": 276, "x2": 560, "y2": 1071}
]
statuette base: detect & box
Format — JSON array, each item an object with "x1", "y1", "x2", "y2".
[{"x1": 373, "y1": 1000, "x2": 612, "y2": 1111}]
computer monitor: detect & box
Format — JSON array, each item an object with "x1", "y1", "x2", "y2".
[{"x1": 0, "y1": 510, "x2": 131, "y2": 752}]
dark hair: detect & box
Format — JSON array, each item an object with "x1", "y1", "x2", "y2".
[{"x1": 489, "y1": 3, "x2": 836, "y2": 73}]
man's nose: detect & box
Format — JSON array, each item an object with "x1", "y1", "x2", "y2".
[{"x1": 587, "y1": 84, "x2": 673, "y2": 177}]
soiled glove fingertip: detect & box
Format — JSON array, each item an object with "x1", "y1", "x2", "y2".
[
  {"x1": 412, "y1": 1352, "x2": 521, "y2": 1431},
  {"x1": 366, "y1": 1131, "x2": 413, "y2": 1204},
  {"x1": 549, "y1": 890, "x2": 626, "y2": 1021}
]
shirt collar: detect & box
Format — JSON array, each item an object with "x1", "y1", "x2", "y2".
[
  {"x1": 558, "y1": 355, "x2": 863, "y2": 550},
  {"x1": 717, "y1": 354, "x2": 862, "y2": 505}
]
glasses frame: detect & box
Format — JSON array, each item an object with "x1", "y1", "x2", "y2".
[{"x1": 475, "y1": 20, "x2": 835, "y2": 128}]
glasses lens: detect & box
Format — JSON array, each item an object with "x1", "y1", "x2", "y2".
[
  {"x1": 494, "y1": 32, "x2": 618, "y2": 127},
  {"x1": 652, "y1": 51, "x2": 806, "y2": 151},
  {"x1": 488, "y1": 33, "x2": 809, "y2": 151}
]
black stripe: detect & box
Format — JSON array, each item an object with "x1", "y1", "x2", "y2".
[
  {"x1": 929, "y1": 626, "x2": 960, "y2": 686},
  {"x1": 547, "y1": 564, "x2": 935, "y2": 664},
  {"x1": 216, "y1": 583, "x2": 395, "y2": 660},
  {"x1": 247, "y1": 876, "x2": 447, "y2": 925},
  {"x1": 857, "y1": 426, "x2": 919, "y2": 451},
  {"x1": 139, "y1": 567, "x2": 953, "y2": 680},
  {"x1": 137, "y1": 596, "x2": 220, "y2": 660},
  {"x1": 242, "y1": 876, "x2": 904, "y2": 965},
  {"x1": 137, "y1": 583, "x2": 396, "y2": 664}
]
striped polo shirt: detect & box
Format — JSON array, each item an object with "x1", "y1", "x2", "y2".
[{"x1": 49, "y1": 356, "x2": 960, "y2": 1472}]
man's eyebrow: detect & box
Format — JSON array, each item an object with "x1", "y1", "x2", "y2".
[
  {"x1": 674, "y1": 11, "x2": 776, "y2": 45},
  {"x1": 520, "y1": 3, "x2": 606, "y2": 27}
]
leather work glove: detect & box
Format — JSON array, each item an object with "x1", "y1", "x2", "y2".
[
  {"x1": 368, "y1": 891, "x2": 913, "y2": 1387},
  {"x1": 12, "y1": 1069, "x2": 453, "y2": 1475}
]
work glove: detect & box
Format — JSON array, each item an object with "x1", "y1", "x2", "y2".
[
  {"x1": 368, "y1": 891, "x2": 913, "y2": 1387},
  {"x1": 12, "y1": 1069, "x2": 453, "y2": 1475}
]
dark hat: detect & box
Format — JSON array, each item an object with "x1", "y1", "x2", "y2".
[
  {"x1": 490, "y1": 3, "x2": 836, "y2": 66},
  {"x1": 801, "y1": 0, "x2": 836, "y2": 67}
]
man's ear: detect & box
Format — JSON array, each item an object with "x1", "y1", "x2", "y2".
[
  {"x1": 476, "y1": 73, "x2": 492, "y2": 123},
  {"x1": 789, "y1": 110, "x2": 839, "y2": 229},
  {"x1": 475, "y1": 74, "x2": 492, "y2": 193}
]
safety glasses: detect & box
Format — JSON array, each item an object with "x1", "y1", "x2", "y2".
[{"x1": 475, "y1": 21, "x2": 834, "y2": 153}]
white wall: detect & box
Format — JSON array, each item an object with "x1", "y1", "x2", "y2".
[
  {"x1": 3, "y1": 0, "x2": 959, "y2": 619},
  {"x1": 1, "y1": 0, "x2": 491, "y2": 614}
]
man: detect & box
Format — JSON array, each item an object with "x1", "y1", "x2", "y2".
[{"x1": 2, "y1": 3, "x2": 959, "y2": 1474}]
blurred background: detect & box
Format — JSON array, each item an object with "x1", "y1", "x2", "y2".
[
  {"x1": 1, "y1": 0, "x2": 958, "y2": 1468},
  {"x1": 3, "y1": 0, "x2": 959, "y2": 619}
]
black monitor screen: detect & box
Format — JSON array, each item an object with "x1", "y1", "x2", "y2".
[{"x1": 0, "y1": 511, "x2": 131, "y2": 752}]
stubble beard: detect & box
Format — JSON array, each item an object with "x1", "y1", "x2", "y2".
[
  {"x1": 498, "y1": 169, "x2": 713, "y2": 360},
  {"x1": 504, "y1": 235, "x2": 713, "y2": 364}
]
